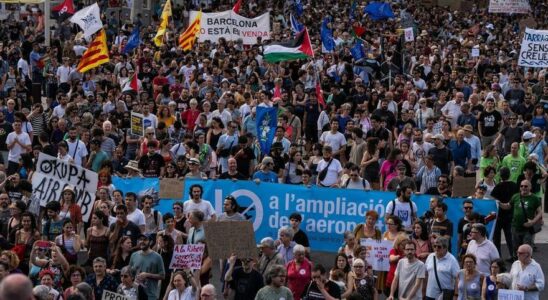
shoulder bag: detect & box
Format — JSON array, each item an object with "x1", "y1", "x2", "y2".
[{"x1": 433, "y1": 256, "x2": 455, "y2": 300}]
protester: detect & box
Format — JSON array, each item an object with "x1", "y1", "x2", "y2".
[
  {"x1": 387, "y1": 240, "x2": 426, "y2": 300},
  {"x1": 425, "y1": 237, "x2": 459, "y2": 300},
  {"x1": 509, "y1": 244, "x2": 545, "y2": 300}
]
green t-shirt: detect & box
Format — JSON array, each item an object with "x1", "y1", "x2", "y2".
[
  {"x1": 511, "y1": 193, "x2": 541, "y2": 232},
  {"x1": 501, "y1": 155, "x2": 526, "y2": 183},
  {"x1": 255, "y1": 285, "x2": 294, "y2": 300}
]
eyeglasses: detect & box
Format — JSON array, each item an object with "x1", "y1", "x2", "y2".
[
  {"x1": 121, "y1": 274, "x2": 130, "y2": 278},
  {"x1": 433, "y1": 245, "x2": 443, "y2": 249},
  {"x1": 353, "y1": 265, "x2": 364, "y2": 268},
  {"x1": 464, "y1": 206, "x2": 473, "y2": 210}
]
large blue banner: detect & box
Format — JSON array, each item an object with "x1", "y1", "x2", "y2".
[{"x1": 112, "y1": 178, "x2": 497, "y2": 254}]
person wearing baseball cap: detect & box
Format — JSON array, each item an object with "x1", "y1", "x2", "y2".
[
  {"x1": 257, "y1": 237, "x2": 285, "y2": 279},
  {"x1": 184, "y1": 157, "x2": 207, "y2": 179},
  {"x1": 252, "y1": 157, "x2": 278, "y2": 183}
]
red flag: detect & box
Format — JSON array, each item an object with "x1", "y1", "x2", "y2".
[
  {"x1": 130, "y1": 72, "x2": 139, "y2": 91},
  {"x1": 316, "y1": 82, "x2": 325, "y2": 108},
  {"x1": 273, "y1": 85, "x2": 281, "y2": 98},
  {"x1": 52, "y1": 0, "x2": 75, "y2": 18},
  {"x1": 232, "y1": 0, "x2": 242, "y2": 13}
]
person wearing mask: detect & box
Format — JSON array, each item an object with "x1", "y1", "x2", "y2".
[
  {"x1": 509, "y1": 244, "x2": 545, "y2": 300},
  {"x1": 387, "y1": 240, "x2": 426, "y2": 300},
  {"x1": 425, "y1": 237, "x2": 459, "y2": 300},
  {"x1": 128, "y1": 234, "x2": 165, "y2": 300}
]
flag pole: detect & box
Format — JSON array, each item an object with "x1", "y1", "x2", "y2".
[{"x1": 44, "y1": 0, "x2": 51, "y2": 46}]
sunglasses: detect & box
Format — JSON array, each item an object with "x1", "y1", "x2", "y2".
[{"x1": 433, "y1": 245, "x2": 443, "y2": 249}]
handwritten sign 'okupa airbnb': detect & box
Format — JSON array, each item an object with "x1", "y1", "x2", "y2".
[
  {"x1": 32, "y1": 153, "x2": 98, "y2": 222},
  {"x1": 360, "y1": 239, "x2": 393, "y2": 271},
  {"x1": 169, "y1": 244, "x2": 205, "y2": 270}
]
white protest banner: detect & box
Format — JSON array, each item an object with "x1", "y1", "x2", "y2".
[
  {"x1": 169, "y1": 244, "x2": 204, "y2": 270},
  {"x1": 189, "y1": 10, "x2": 270, "y2": 44},
  {"x1": 488, "y1": 0, "x2": 530, "y2": 14},
  {"x1": 102, "y1": 290, "x2": 129, "y2": 300},
  {"x1": 471, "y1": 46, "x2": 480, "y2": 57},
  {"x1": 498, "y1": 289, "x2": 524, "y2": 300},
  {"x1": 518, "y1": 28, "x2": 548, "y2": 68},
  {"x1": 404, "y1": 27, "x2": 414, "y2": 42},
  {"x1": 32, "y1": 153, "x2": 98, "y2": 222},
  {"x1": 360, "y1": 239, "x2": 393, "y2": 271}
]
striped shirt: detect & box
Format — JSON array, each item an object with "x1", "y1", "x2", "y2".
[{"x1": 416, "y1": 165, "x2": 441, "y2": 194}]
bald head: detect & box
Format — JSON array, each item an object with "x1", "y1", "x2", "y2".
[
  {"x1": 201, "y1": 284, "x2": 217, "y2": 298},
  {"x1": 0, "y1": 274, "x2": 34, "y2": 300}
]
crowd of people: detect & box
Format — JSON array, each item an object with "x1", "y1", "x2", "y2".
[{"x1": 0, "y1": 0, "x2": 546, "y2": 299}]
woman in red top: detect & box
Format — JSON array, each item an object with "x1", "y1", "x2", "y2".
[
  {"x1": 385, "y1": 234, "x2": 409, "y2": 296},
  {"x1": 180, "y1": 98, "x2": 201, "y2": 131},
  {"x1": 286, "y1": 244, "x2": 312, "y2": 300}
]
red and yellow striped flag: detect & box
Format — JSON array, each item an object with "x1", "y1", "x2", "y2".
[
  {"x1": 77, "y1": 29, "x2": 109, "y2": 73},
  {"x1": 178, "y1": 11, "x2": 202, "y2": 51}
]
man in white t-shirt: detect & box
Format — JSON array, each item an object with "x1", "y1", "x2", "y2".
[
  {"x1": 316, "y1": 145, "x2": 342, "y2": 187},
  {"x1": 6, "y1": 120, "x2": 31, "y2": 175},
  {"x1": 319, "y1": 119, "x2": 347, "y2": 159},
  {"x1": 66, "y1": 127, "x2": 88, "y2": 167},
  {"x1": 125, "y1": 192, "x2": 146, "y2": 233},
  {"x1": 142, "y1": 103, "x2": 158, "y2": 129},
  {"x1": 183, "y1": 184, "x2": 216, "y2": 221},
  {"x1": 343, "y1": 165, "x2": 371, "y2": 190},
  {"x1": 388, "y1": 240, "x2": 426, "y2": 300},
  {"x1": 385, "y1": 185, "x2": 418, "y2": 232},
  {"x1": 52, "y1": 94, "x2": 68, "y2": 119}
]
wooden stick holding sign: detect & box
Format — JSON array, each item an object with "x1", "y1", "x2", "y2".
[
  {"x1": 204, "y1": 221, "x2": 257, "y2": 260},
  {"x1": 159, "y1": 178, "x2": 185, "y2": 199}
]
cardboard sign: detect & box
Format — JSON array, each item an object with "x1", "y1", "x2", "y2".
[
  {"x1": 498, "y1": 289, "x2": 524, "y2": 300},
  {"x1": 102, "y1": 290, "x2": 129, "y2": 300},
  {"x1": 204, "y1": 221, "x2": 257, "y2": 260},
  {"x1": 519, "y1": 17, "x2": 537, "y2": 32},
  {"x1": 451, "y1": 177, "x2": 477, "y2": 197},
  {"x1": 130, "y1": 111, "x2": 144, "y2": 137},
  {"x1": 169, "y1": 244, "x2": 205, "y2": 270},
  {"x1": 32, "y1": 153, "x2": 98, "y2": 222},
  {"x1": 159, "y1": 178, "x2": 185, "y2": 199},
  {"x1": 360, "y1": 239, "x2": 393, "y2": 271}
]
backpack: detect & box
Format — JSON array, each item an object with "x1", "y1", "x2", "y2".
[
  {"x1": 390, "y1": 199, "x2": 415, "y2": 222},
  {"x1": 345, "y1": 178, "x2": 367, "y2": 189}
]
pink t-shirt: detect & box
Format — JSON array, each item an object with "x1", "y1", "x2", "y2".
[{"x1": 380, "y1": 159, "x2": 400, "y2": 190}]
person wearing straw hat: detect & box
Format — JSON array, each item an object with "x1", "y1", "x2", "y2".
[{"x1": 123, "y1": 160, "x2": 142, "y2": 178}]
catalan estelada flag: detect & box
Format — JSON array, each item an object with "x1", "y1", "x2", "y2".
[
  {"x1": 153, "y1": 0, "x2": 172, "y2": 47},
  {"x1": 77, "y1": 29, "x2": 109, "y2": 73},
  {"x1": 178, "y1": 11, "x2": 202, "y2": 51}
]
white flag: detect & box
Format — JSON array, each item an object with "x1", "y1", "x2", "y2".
[
  {"x1": 70, "y1": 2, "x2": 103, "y2": 39},
  {"x1": 404, "y1": 27, "x2": 414, "y2": 42}
]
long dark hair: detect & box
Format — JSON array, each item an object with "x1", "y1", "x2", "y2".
[
  {"x1": 412, "y1": 220, "x2": 429, "y2": 241},
  {"x1": 333, "y1": 253, "x2": 351, "y2": 273}
]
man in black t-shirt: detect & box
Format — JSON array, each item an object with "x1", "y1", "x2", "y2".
[
  {"x1": 138, "y1": 140, "x2": 165, "y2": 177},
  {"x1": 478, "y1": 98, "x2": 502, "y2": 148},
  {"x1": 302, "y1": 264, "x2": 341, "y2": 300},
  {"x1": 289, "y1": 212, "x2": 310, "y2": 253},
  {"x1": 225, "y1": 255, "x2": 264, "y2": 299},
  {"x1": 110, "y1": 204, "x2": 142, "y2": 248},
  {"x1": 219, "y1": 158, "x2": 247, "y2": 180}
]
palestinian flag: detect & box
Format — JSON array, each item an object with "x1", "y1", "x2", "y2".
[{"x1": 264, "y1": 27, "x2": 314, "y2": 63}]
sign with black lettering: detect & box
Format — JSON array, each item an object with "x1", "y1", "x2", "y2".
[
  {"x1": 169, "y1": 244, "x2": 204, "y2": 270},
  {"x1": 518, "y1": 28, "x2": 548, "y2": 68},
  {"x1": 33, "y1": 153, "x2": 98, "y2": 221},
  {"x1": 102, "y1": 290, "x2": 129, "y2": 300},
  {"x1": 189, "y1": 10, "x2": 270, "y2": 44}
]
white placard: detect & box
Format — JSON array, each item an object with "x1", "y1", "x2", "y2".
[
  {"x1": 32, "y1": 153, "x2": 98, "y2": 222},
  {"x1": 360, "y1": 238, "x2": 393, "y2": 271},
  {"x1": 472, "y1": 47, "x2": 480, "y2": 57},
  {"x1": 497, "y1": 289, "x2": 524, "y2": 300},
  {"x1": 489, "y1": 0, "x2": 531, "y2": 14},
  {"x1": 518, "y1": 28, "x2": 548, "y2": 68},
  {"x1": 189, "y1": 10, "x2": 270, "y2": 44},
  {"x1": 404, "y1": 27, "x2": 414, "y2": 42},
  {"x1": 169, "y1": 244, "x2": 205, "y2": 270}
]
